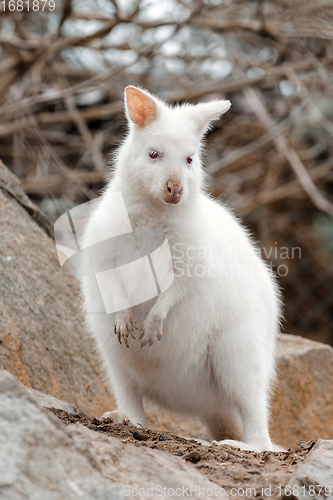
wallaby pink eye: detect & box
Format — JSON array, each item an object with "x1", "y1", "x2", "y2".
[
  {"x1": 149, "y1": 150, "x2": 159, "y2": 160},
  {"x1": 187, "y1": 157, "x2": 193, "y2": 165}
]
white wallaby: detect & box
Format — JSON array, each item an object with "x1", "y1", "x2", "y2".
[{"x1": 81, "y1": 86, "x2": 281, "y2": 452}]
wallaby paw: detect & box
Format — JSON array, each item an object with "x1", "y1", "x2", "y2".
[
  {"x1": 213, "y1": 439, "x2": 272, "y2": 452},
  {"x1": 139, "y1": 314, "x2": 163, "y2": 347},
  {"x1": 114, "y1": 311, "x2": 137, "y2": 348},
  {"x1": 101, "y1": 410, "x2": 132, "y2": 426}
]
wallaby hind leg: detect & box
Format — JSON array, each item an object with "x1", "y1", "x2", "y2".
[{"x1": 205, "y1": 405, "x2": 243, "y2": 442}]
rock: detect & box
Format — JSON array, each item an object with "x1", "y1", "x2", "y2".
[
  {"x1": 271, "y1": 334, "x2": 333, "y2": 449},
  {"x1": 289, "y1": 440, "x2": 333, "y2": 499},
  {"x1": 67, "y1": 427, "x2": 223, "y2": 499},
  {"x1": 25, "y1": 386, "x2": 82, "y2": 415},
  {"x1": 0, "y1": 160, "x2": 53, "y2": 237},
  {"x1": 0, "y1": 370, "x2": 125, "y2": 500},
  {"x1": 3, "y1": 369, "x2": 333, "y2": 500},
  {"x1": 0, "y1": 370, "x2": 223, "y2": 499},
  {"x1": 0, "y1": 160, "x2": 110, "y2": 416},
  {"x1": 184, "y1": 451, "x2": 202, "y2": 463}
]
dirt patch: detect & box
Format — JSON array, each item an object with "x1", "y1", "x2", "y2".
[{"x1": 51, "y1": 408, "x2": 315, "y2": 499}]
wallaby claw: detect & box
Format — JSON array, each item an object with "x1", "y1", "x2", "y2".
[{"x1": 114, "y1": 313, "x2": 137, "y2": 347}]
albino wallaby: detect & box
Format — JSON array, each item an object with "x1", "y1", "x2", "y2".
[{"x1": 81, "y1": 86, "x2": 281, "y2": 452}]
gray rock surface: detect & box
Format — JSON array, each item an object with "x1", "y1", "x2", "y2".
[
  {"x1": 271, "y1": 334, "x2": 333, "y2": 448},
  {"x1": 25, "y1": 386, "x2": 80, "y2": 415},
  {"x1": 0, "y1": 159, "x2": 53, "y2": 237},
  {"x1": 0, "y1": 370, "x2": 124, "y2": 500},
  {"x1": 0, "y1": 160, "x2": 110, "y2": 416},
  {"x1": 2, "y1": 369, "x2": 333, "y2": 500},
  {"x1": 0, "y1": 370, "x2": 223, "y2": 500},
  {"x1": 289, "y1": 440, "x2": 333, "y2": 499},
  {"x1": 68, "y1": 426, "x2": 224, "y2": 498}
]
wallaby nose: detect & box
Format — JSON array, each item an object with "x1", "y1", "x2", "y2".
[
  {"x1": 168, "y1": 183, "x2": 182, "y2": 198},
  {"x1": 164, "y1": 179, "x2": 183, "y2": 204}
]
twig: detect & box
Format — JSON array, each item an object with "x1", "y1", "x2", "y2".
[
  {"x1": 208, "y1": 118, "x2": 292, "y2": 174},
  {"x1": 244, "y1": 87, "x2": 333, "y2": 217},
  {"x1": 22, "y1": 170, "x2": 107, "y2": 194}
]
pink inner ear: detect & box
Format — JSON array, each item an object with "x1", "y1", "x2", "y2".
[{"x1": 125, "y1": 87, "x2": 157, "y2": 127}]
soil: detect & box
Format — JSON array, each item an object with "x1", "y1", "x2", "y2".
[{"x1": 51, "y1": 408, "x2": 315, "y2": 499}]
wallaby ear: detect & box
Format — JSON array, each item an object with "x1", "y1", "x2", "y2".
[
  {"x1": 125, "y1": 86, "x2": 158, "y2": 127},
  {"x1": 189, "y1": 99, "x2": 231, "y2": 135}
]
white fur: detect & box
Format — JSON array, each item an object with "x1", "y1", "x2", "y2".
[{"x1": 81, "y1": 87, "x2": 281, "y2": 452}]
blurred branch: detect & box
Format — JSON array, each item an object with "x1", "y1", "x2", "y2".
[
  {"x1": 238, "y1": 158, "x2": 333, "y2": 215},
  {"x1": 25, "y1": 114, "x2": 98, "y2": 200},
  {"x1": 208, "y1": 117, "x2": 292, "y2": 175},
  {"x1": 0, "y1": 0, "x2": 332, "y2": 218},
  {"x1": 0, "y1": 102, "x2": 123, "y2": 137},
  {"x1": 22, "y1": 170, "x2": 107, "y2": 195},
  {"x1": 244, "y1": 87, "x2": 333, "y2": 217},
  {"x1": 286, "y1": 67, "x2": 333, "y2": 136},
  {"x1": 57, "y1": 0, "x2": 73, "y2": 36}
]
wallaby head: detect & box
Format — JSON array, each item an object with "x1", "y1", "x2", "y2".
[{"x1": 116, "y1": 86, "x2": 231, "y2": 206}]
